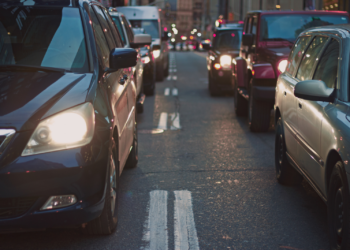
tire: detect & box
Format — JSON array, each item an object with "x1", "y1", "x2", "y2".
[
  {"x1": 208, "y1": 71, "x2": 220, "y2": 96},
  {"x1": 275, "y1": 117, "x2": 302, "y2": 186},
  {"x1": 164, "y1": 56, "x2": 169, "y2": 77},
  {"x1": 125, "y1": 119, "x2": 138, "y2": 169},
  {"x1": 234, "y1": 84, "x2": 247, "y2": 117},
  {"x1": 82, "y1": 140, "x2": 119, "y2": 235},
  {"x1": 248, "y1": 81, "x2": 271, "y2": 132},
  {"x1": 156, "y1": 61, "x2": 164, "y2": 81},
  {"x1": 328, "y1": 161, "x2": 350, "y2": 250}
]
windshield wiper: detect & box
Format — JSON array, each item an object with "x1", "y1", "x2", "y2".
[
  {"x1": 264, "y1": 38, "x2": 294, "y2": 44},
  {"x1": 0, "y1": 65, "x2": 72, "y2": 73}
]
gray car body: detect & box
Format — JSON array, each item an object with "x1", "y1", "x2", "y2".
[{"x1": 275, "y1": 24, "x2": 350, "y2": 201}]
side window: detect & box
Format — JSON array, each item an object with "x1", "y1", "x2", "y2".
[
  {"x1": 286, "y1": 36, "x2": 312, "y2": 75},
  {"x1": 313, "y1": 39, "x2": 339, "y2": 88},
  {"x1": 89, "y1": 6, "x2": 110, "y2": 67},
  {"x1": 111, "y1": 16, "x2": 126, "y2": 46},
  {"x1": 296, "y1": 36, "x2": 327, "y2": 81},
  {"x1": 93, "y1": 5, "x2": 116, "y2": 50},
  {"x1": 243, "y1": 17, "x2": 249, "y2": 34},
  {"x1": 122, "y1": 16, "x2": 134, "y2": 43},
  {"x1": 251, "y1": 17, "x2": 257, "y2": 45},
  {"x1": 102, "y1": 9, "x2": 123, "y2": 48}
]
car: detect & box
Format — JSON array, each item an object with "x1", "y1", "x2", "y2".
[
  {"x1": 0, "y1": 0, "x2": 146, "y2": 234},
  {"x1": 132, "y1": 27, "x2": 156, "y2": 96},
  {"x1": 275, "y1": 24, "x2": 350, "y2": 249},
  {"x1": 108, "y1": 9, "x2": 152, "y2": 103},
  {"x1": 117, "y1": 6, "x2": 169, "y2": 81},
  {"x1": 233, "y1": 10, "x2": 350, "y2": 132},
  {"x1": 202, "y1": 25, "x2": 243, "y2": 96}
]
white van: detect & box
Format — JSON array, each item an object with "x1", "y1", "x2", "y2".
[{"x1": 117, "y1": 6, "x2": 169, "y2": 81}]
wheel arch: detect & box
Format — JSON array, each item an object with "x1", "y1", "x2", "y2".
[
  {"x1": 275, "y1": 107, "x2": 281, "y2": 127},
  {"x1": 325, "y1": 150, "x2": 343, "y2": 193}
]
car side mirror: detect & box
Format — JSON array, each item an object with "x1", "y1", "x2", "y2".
[
  {"x1": 202, "y1": 43, "x2": 211, "y2": 50},
  {"x1": 242, "y1": 34, "x2": 254, "y2": 47},
  {"x1": 130, "y1": 34, "x2": 152, "y2": 48},
  {"x1": 294, "y1": 80, "x2": 334, "y2": 102},
  {"x1": 106, "y1": 48, "x2": 137, "y2": 73}
]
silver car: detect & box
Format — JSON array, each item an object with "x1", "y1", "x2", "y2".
[{"x1": 275, "y1": 24, "x2": 350, "y2": 249}]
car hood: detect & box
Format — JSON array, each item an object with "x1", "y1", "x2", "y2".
[{"x1": 0, "y1": 71, "x2": 93, "y2": 131}]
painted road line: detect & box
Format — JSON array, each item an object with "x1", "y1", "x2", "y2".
[
  {"x1": 170, "y1": 112, "x2": 181, "y2": 130},
  {"x1": 172, "y1": 76, "x2": 177, "y2": 80},
  {"x1": 174, "y1": 190, "x2": 199, "y2": 250},
  {"x1": 141, "y1": 191, "x2": 168, "y2": 250},
  {"x1": 164, "y1": 88, "x2": 170, "y2": 96},
  {"x1": 172, "y1": 88, "x2": 178, "y2": 96},
  {"x1": 158, "y1": 112, "x2": 168, "y2": 130},
  {"x1": 166, "y1": 75, "x2": 172, "y2": 81}
]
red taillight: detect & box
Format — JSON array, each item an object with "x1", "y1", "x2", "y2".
[{"x1": 214, "y1": 63, "x2": 221, "y2": 70}]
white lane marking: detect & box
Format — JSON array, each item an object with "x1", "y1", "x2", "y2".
[
  {"x1": 170, "y1": 112, "x2": 181, "y2": 130},
  {"x1": 173, "y1": 69, "x2": 177, "y2": 72},
  {"x1": 174, "y1": 191, "x2": 199, "y2": 250},
  {"x1": 164, "y1": 88, "x2": 170, "y2": 96},
  {"x1": 158, "y1": 112, "x2": 168, "y2": 130},
  {"x1": 170, "y1": 69, "x2": 177, "y2": 73},
  {"x1": 167, "y1": 75, "x2": 172, "y2": 81},
  {"x1": 141, "y1": 191, "x2": 168, "y2": 250},
  {"x1": 172, "y1": 88, "x2": 178, "y2": 96},
  {"x1": 172, "y1": 76, "x2": 177, "y2": 80}
]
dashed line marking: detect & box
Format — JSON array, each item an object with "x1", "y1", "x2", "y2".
[
  {"x1": 170, "y1": 112, "x2": 181, "y2": 130},
  {"x1": 172, "y1": 76, "x2": 177, "y2": 80},
  {"x1": 164, "y1": 88, "x2": 170, "y2": 96},
  {"x1": 158, "y1": 112, "x2": 168, "y2": 130},
  {"x1": 174, "y1": 190, "x2": 199, "y2": 250},
  {"x1": 172, "y1": 88, "x2": 178, "y2": 96},
  {"x1": 166, "y1": 76, "x2": 172, "y2": 81}
]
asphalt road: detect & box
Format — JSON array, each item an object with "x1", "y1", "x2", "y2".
[{"x1": 0, "y1": 52, "x2": 329, "y2": 250}]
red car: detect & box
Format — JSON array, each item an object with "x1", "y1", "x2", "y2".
[{"x1": 233, "y1": 10, "x2": 350, "y2": 132}]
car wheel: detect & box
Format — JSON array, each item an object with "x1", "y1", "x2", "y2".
[
  {"x1": 275, "y1": 117, "x2": 302, "y2": 186},
  {"x1": 156, "y1": 62, "x2": 164, "y2": 81},
  {"x1": 208, "y1": 71, "x2": 220, "y2": 96},
  {"x1": 248, "y1": 81, "x2": 271, "y2": 132},
  {"x1": 82, "y1": 140, "x2": 119, "y2": 235},
  {"x1": 234, "y1": 84, "x2": 247, "y2": 117},
  {"x1": 125, "y1": 120, "x2": 138, "y2": 169},
  {"x1": 328, "y1": 161, "x2": 350, "y2": 250},
  {"x1": 164, "y1": 56, "x2": 169, "y2": 77}
]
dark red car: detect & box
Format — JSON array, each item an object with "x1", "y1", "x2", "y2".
[{"x1": 233, "y1": 10, "x2": 350, "y2": 132}]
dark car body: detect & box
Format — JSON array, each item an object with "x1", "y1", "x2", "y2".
[
  {"x1": 274, "y1": 24, "x2": 350, "y2": 249},
  {"x1": 233, "y1": 10, "x2": 350, "y2": 132},
  {"x1": 0, "y1": 0, "x2": 139, "y2": 232},
  {"x1": 204, "y1": 26, "x2": 243, "y2": 96}
]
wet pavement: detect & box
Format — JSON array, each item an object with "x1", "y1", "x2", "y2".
[{"x1": 0, "y1": 52, "x2": 329, "y2": 250}]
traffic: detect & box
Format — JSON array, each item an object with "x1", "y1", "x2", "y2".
[{"x1": 0, "y1": 0, "x2": 350, "y2": 249}]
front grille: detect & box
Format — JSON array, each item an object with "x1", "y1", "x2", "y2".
[
  {"x1": 0, "y1": 129, "x2": 16, "y2": 155},
  {"x1": 0, "y1": 197, "x2": 37, "y2": 219},
  {"x1": 0, "y1": 136, "x2": 5, "y2": 145}
]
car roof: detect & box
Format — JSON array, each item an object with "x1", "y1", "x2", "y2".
[
  {"x1": 300, "y1": 24, "x2": 350, "y2": 36},
  {"x1": 0, "y1": 0, "x2": 100, "y2": 7},
  {"x1": 247, "y1": 10, "x2": 349, "y2": 16},
  {"x1": 215, "y1": 26, "x2": 243, "y2": 32}
]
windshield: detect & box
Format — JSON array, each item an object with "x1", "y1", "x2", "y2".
[
  {"x1": 260, "y1": 14, "x2": 349, "y2": 42},
  {"x1": 0, "y1": 6, "x2": 88, "y2": 73},
  {"x1": 212, "y1": 30, "x2": 242, "y2": 50},
  {"x1": 111, "y1": 16, "x2": 127, "y2": 45},
  {"x1": 129, "y1": 20, "x2": 159, "y2": 39}
]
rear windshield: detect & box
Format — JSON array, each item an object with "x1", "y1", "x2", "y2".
[
  {"x1": 111, "y1": 16, "x2": 127, "y2": 45},
  {"x1": 129, "y1": 20, "x2": 159, "y2": 39},
  {"x1": 0, "y1": 6, "x2": 88, "y2": 73},
  {"x1": 212, "y1": 30, "x2": 242, "y2": 50},
  {"x1": 260, "y1": 14, "x2": 349, "y2": 42}
]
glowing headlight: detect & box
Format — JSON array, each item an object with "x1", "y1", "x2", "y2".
[
  {"x1": 220, "y1": 55, "x2": 232, "y2": 70},
  {"x1": 278, "y1": 60, "x2": 288, "y2": 73},
  {"x1": 22, "y1": 103, "x2": 95, "y2": 156},
  {"x1": 141, "y1": 56, "x2": 151, "y2": 64},
  {"x1": 153, "y1": 50, "x2": 160, "y2": 59}
]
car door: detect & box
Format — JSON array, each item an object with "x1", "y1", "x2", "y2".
[
  {"x1": 297, "y1": 38, "x2": 340, "y2": 189},
  {"x1": 294, "y1": 36, "x2": 330, "y2": 187},
  {"x1": 281, "y1": 36, "x2": 312, "y2": 160},
  {"x1": 90, "y1": 5, "x2": 130, "y2": 168}
]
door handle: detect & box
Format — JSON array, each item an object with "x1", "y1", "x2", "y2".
[
  {"x1": 298, "y1": 103, "x2": 302, "y2": 109},
  {"x1": 123, "y1": 74, "x2": 128, "y2": 80},
  {"x1": 284, "y1": 91, "x2": 287, "y2": 96},
  {"x1": 119, "y1": 78, "x2": 125, "y2": 85}
]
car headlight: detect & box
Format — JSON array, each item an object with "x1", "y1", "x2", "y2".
[
  {"x1": 153, "y1": 49, "x2": 160, "y2": 59},
  {"x1": 141, "y1": 56, "x2": 151, "y2": 64},
  {"x1": 220, "y1": 55, "x2": 232, "y2": 70},
  {"x1": 278, "y1": 60, "x2": 288, "y2": 73},
  {"x1": 22, "y1": 103, "x2": 95, "y2": 156}
]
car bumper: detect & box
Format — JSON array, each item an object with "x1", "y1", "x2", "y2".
[
  {"x1": 210, "y1": 69, "x2": 233, "y2": 91},
  {"x1": 143, "y1": 62, "x2": 154, "y2": 86},
  {"x1": 0, "y1": 140, "x2": 109, "y2": 229},
  {"x1": 252, "y1": 86, "x2": 275, "y2": 102}
]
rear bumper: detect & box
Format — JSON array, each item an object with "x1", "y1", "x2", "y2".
[
  {"x1": 252, "y1": 86, "x2": 275, "y2": 102},
  {"x1": 210, "y1": 69, "x2": 234, "y2": 91}
]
